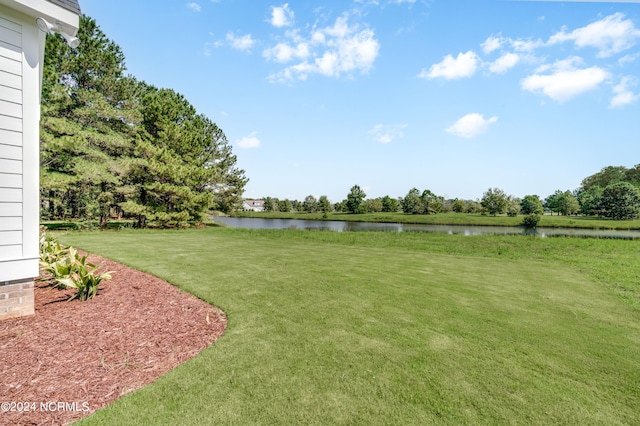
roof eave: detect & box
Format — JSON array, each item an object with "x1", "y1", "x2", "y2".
[{"x1": 0, "y1": 0, "x2": 80, "y2": 35}]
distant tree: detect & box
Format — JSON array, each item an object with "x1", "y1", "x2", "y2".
[
  {"x1": 288, "y1": 200, "x2": 300, "y2": 212},
  {"x1": 452, "y1": 199, "x2": 466, "y2": 213},
  {"x1": 318, "y1": 196, "x2": 332, "y2": 213},
  {"x1": 465, "y1": 201, "x2": 482, "y2": 213},
  {"x1": 278, "y1": 199, "x2": 292, "y2": 212},
  {"x1": 625, "y1": 164, "x2": 640, "y2": 187},
  {"x1": 440, "y1": 199, "x2": 453, "y2": 213},
  {"x1": 262, "y1": 197, "x2": 277, "y2": 212},
  {"x1": 421, "y1": 190, "x2": 442, "y2": 214},
  {"x1": 557, "y1": 191, "x2": 580, "y2": 216},
  {"x1": 333, "y1": 200, "x2": 347, "y2": 212},
  {"x1": 346, "y1": 185, "x2": 366, "y2": 214},
  {"x1": 581, "y1": 166, "x2": 627, "y2": 191},
  {"x1": 520, "y1": 195, "x2": 544, "y2": 215},
  {"x1": 381, "y1": 195, "x2": 399, "y2": 212},
  {"x1": 544, "y1": 190, "x2": 562, "y2": 215},
  {"x1": 481, "y1": 188, "x2": 508, "y2": 216},
  {"x1": 506, "y1": 196, "x2": 521, "y2": 217},
  {"x1": 600, "y1": 182, "x2": 640, "y2": 220},
  {"x1": 577, "y1": 186, "x2": 603, "y2": 216},
  {"x1": 362, "y1": 198, "x2": 383, "y2": 213},
  {"x1": 401, "y1": 188, "x2": 423, "y2": 214},
  {"x1": 303, "y1": 195, "x2": 318, "y2": 213}
]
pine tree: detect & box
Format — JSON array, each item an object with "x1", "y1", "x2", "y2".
[{"x1": 40, "y1": 15, "x2": 247, "y2": 227}]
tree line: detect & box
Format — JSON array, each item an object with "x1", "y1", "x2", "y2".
[
  {"x1": 257, "y1": 165, "x2": 640, "y2": 220},
  {"x1": 40, "y1": 16, "x2": 247, "y2": 228}
]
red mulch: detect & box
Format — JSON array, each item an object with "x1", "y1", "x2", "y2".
[{"x1": 0, "y1": 254, "x2": 227, "y2": 426}]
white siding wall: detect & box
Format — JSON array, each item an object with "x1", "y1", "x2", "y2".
[
  {"x1": 0, "y1": 13, "x2": 22, "y2": 264},
  {"x1": 0, "y1": 5, "x2": 41, "y2": 282}
]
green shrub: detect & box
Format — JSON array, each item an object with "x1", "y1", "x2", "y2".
[{"x1": 522, "y1": 214, "x2": 541, "y2": 228}]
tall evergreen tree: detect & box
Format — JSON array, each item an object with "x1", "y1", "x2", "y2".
[
  {"x1": 40, "y1": 15, "x2": 140, "y2": 225},
  {"x1": 40, "y1": 15, "x2": 246, "y2": 227}
]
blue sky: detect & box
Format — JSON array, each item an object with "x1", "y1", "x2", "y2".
[{"x1": 78, "y1": 0, "x2": 640, "y2": 202}]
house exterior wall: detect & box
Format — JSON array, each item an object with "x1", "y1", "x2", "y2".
[
  {"x1": 0, "y1": 1, "x2": 78, "y2": 320},
  {"x1": 0, "y1": 13, "x2": 24, "y2": 264},
  {"x1": 243, "y1": 200, "x2": 265, "y2": 212},
  {"x1": 0, "y1": 6, "x2": 40, "y2": 281}
]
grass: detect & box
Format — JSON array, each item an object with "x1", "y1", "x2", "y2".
[
  {"x1": 234, "y1": 211, "x2": 640, "y2": 230},
  {"x1": 59, "y1": 228, "x2": 640, "y2": 425}
]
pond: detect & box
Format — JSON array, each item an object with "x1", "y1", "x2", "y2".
[{"x1": 212, "y1": 216, "x2": 640, "y2": 239}]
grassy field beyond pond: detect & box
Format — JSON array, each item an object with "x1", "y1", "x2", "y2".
[{"x1": 60, "y1": 228, "x2": 640, "y2": 425}]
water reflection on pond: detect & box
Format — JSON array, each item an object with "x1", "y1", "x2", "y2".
[{"x1": 212, "y1": 216, "x2": 640, "y2": 239}]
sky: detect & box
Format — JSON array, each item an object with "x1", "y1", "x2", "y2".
[{"x1": 77, "y1": 0, "x2": 640, "y2": 202}]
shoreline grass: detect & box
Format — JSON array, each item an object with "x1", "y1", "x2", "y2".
[{"x1": 60, "y1": 229, "x2": 640, "y2": 425}]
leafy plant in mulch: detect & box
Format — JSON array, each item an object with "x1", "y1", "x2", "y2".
[
  {"x1": 39, "y1": 230, "x2": 68, "y2": 270},
  {"x1": 39, "y1": 230, "x2": 114, "y2": 301}
]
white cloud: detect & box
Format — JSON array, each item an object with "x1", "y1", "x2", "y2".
[
  {"x1": 268, "y1": 14, "x2": 380, "y2": 81},
  {"x1": 236, "y1": 132, "x2": 261, "y2": 149},
  {"x1": 324, "y1": 15, "x2": 351, "y2": 38},
  {"x1": 510, "y1": 38, "x2": 546, "y2": 53},
  {"x1": 368, "y1": 123, "x2": 408, "y2": 144},
  {"x1": 316, "y1": 51, "x2": 339, "y2": 76},
  {"x1": 481, "y1": 35, "x2": 545, "y2": 55},
  {"x1": 263, "y1": 42, "x2": 310, "y2": 62},
  {"x1": 187, "y1": 2, "x2": 201, "y2": 12},
  {"x1": 419, "y1": 51, "x2": 479, "y2": 80},
  {"x1": 610, "y1": 76, "x2": 638, "y2": 108},
  {"x1": 548, "y1": 13, "x2": 640, "y2": 58},
  {"x1": 482, "y1": 36, "x2": 504, "y2": 54},
  {"x1": 422, "y1": 11, "x2": 640, "y2": 110},
  {"x1": 489, "y1": 53, "x2": 520, "y2": 74},
  {"x1": 618, "y1": 53, "x2": 640, "y2": 65},
  {"x1": 271, "y1": 4, "x2": 295, "y2": 28},
  {"x1": 521, "y1": 56, "x2": 610, "y2": 102},
  {"x1": 226, "y1": 32, "x2": 256, "y2": 51},
  {"x1": 446, "y1": 113, "x2": 498, "y2": 139}
]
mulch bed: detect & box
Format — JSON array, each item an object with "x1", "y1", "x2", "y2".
[{"x1": 0, "y1": 254, "x2": 227, "y2": 426}]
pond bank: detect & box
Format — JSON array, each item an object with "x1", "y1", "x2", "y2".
[
  {"x1": 232, "y1": 211, "x2": 640, "y2": 230},
  {"x1": 214, "y1": 216, "x2": 640, "y2": 239}
]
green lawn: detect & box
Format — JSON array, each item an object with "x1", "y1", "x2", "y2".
[{"x1": 60, "y1": 228, "x2": 640, "y2": 425}]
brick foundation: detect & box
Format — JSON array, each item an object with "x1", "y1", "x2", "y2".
[{"x1": 0, "y1": 279, "x2": 35, "y2": 320}]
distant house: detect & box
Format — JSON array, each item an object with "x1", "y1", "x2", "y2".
[
  {"x1": 0, "y1": 0, "x2": 81, "y2": 320},
  {"x1": 242, "y1": 199, "x2": 265, "y2": 212}
]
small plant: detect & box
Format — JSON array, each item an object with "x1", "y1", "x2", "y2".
[
  {"x1": 53, "y1": 247, "x2": 114, "y2": 302},
  {"x1": 39, "y1": 228, "x2": 69, "y2": 267},
  {"x1": 522, "y1": 214, "x2": 541, "y2": 228},
  {"x1": 39, "y1": 231, "x2": 114, "y2": 301}
]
